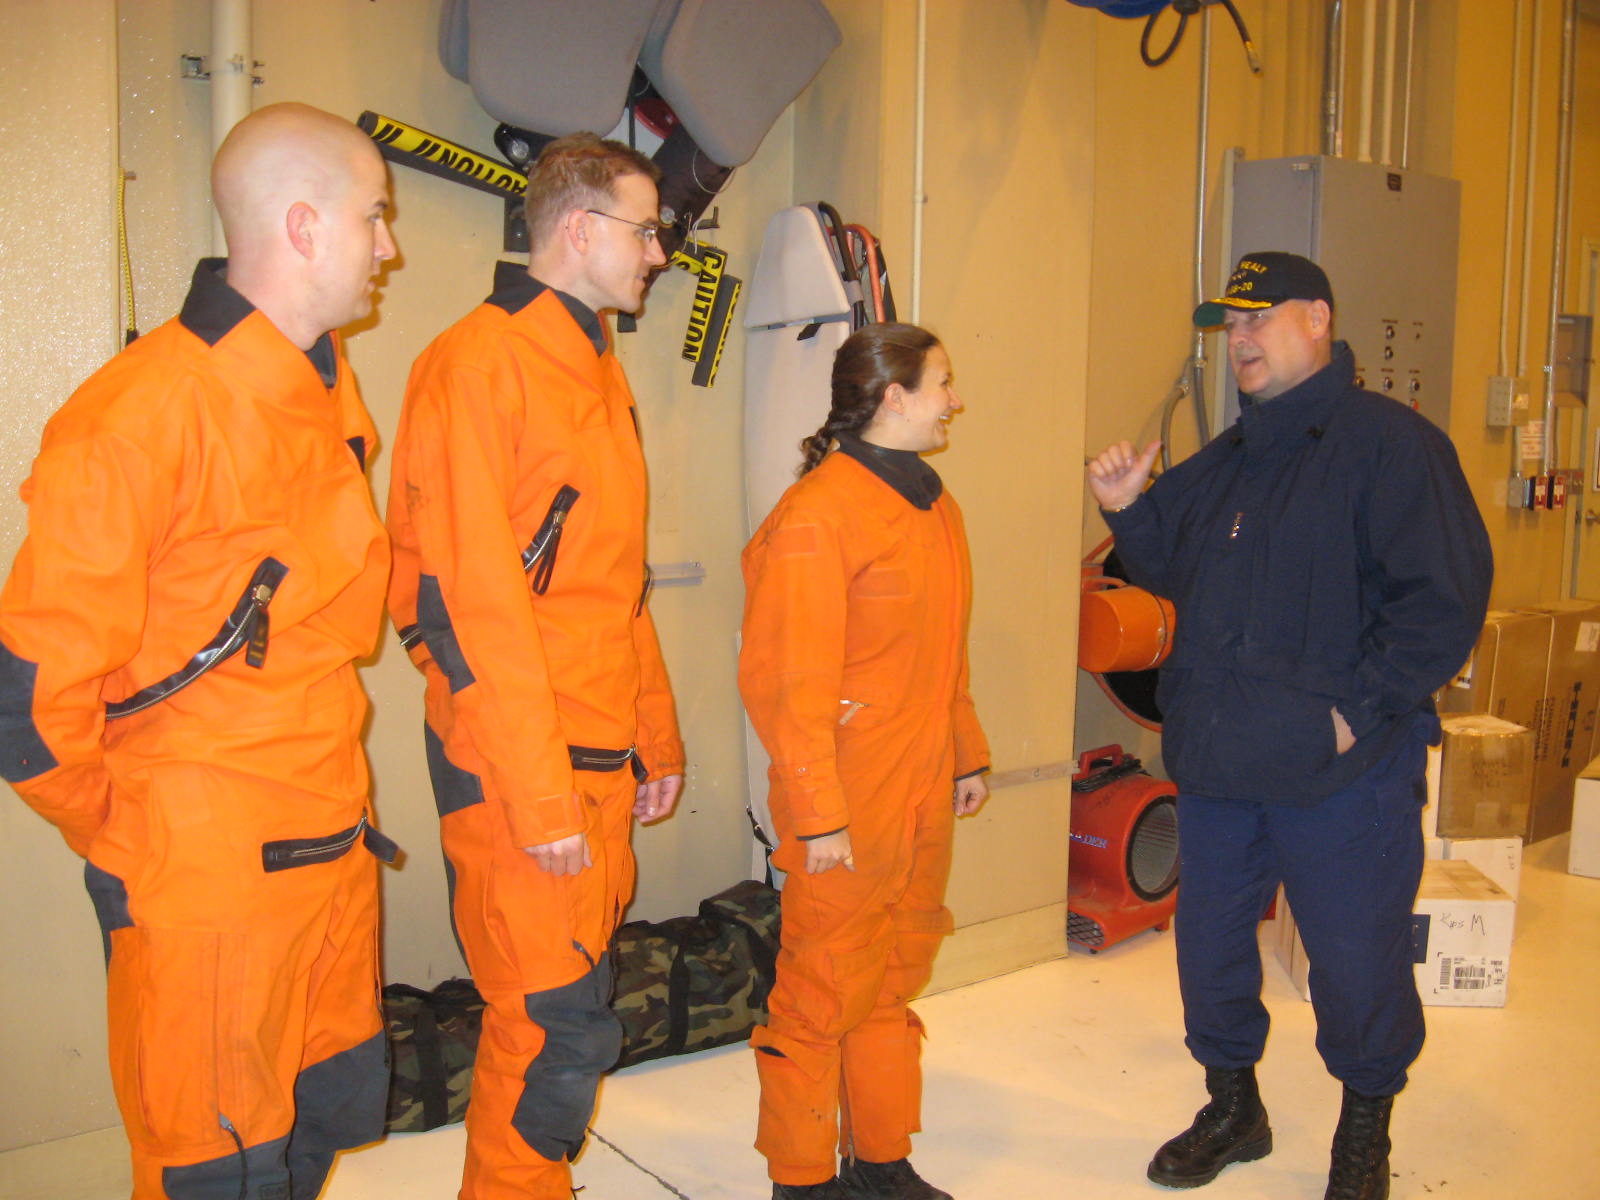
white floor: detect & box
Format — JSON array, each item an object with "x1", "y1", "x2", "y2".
[{"x1": 5, "y1": 836, "x2": 1595, "y2": 1200}]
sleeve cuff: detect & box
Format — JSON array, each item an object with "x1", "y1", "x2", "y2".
[
  {"x1": 798, "y1": 825, "x2": 847, "y2": 841},
  {"x1": 636, "y1": 736, "x2": 685, "y2": 781},
  {"x1": 505, "y1": 789, "x2": 586, "y2": 849}
]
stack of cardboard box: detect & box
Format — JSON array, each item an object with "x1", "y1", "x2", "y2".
[
  {"x1": 1423, "y1": 713, "x2": 1530, "y2": 897},
  {"x1": 1443, "y1": 602, "x2": 1600, "y2": 842}
]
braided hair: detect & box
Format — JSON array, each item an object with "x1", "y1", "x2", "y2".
[{"x1": 797, "y1": 323, "x2": 942, "y2": 476}]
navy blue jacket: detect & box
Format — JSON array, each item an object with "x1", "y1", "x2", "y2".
[{"x1": 1106, "y1": 342, "x2": 1492, "y2": 802}]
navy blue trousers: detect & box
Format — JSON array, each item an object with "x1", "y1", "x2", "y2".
[{"x1": 1173, "y1": 729, "x2": 1427, "y2": 1098}]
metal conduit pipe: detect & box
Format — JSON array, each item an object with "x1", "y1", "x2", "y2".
[
  {"x1": 1517, "y1": 0, "x2": 1544, "y2": 379},
  {"x1": 910, "y1": 0, "x2": 927, "y2": 325},
  {"x1": 1541, "y1": 0, "x2": 1580, "y2": 476},
  {"x1": 1500, "y1": 0, "x2": 1527, "y2": 379},
  {"x1": 1323, "y1": 0, "x2": 1346, "y2": 157},
  {"x1": 1358, "y1": 0, "x2": 1378, "y2": 161},
  {"x1": 1400, "y1": 0, "x2": 1417, "y2": 169},
  {"x1": 1188, "y1": 4, "x2": 1212, "y2": 451},
  {"x1": 1381, "y1": 0, "x2": 1399, "y2": 164}
]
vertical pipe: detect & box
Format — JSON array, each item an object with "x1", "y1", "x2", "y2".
[
  {"x1": 910, "y1": 0, "x2": 927, "y2": 325},
  {"x1": 1542, "y1": 0, "x2": 1579, "y2": 476},
  {"x1": 1500, "y1": 0, "x2": 1526, "y2": 378},
  {"x1": 1358, "y1": 0, "x2": 1378, "y2": 161},
  {"x1": 1400, "y1": 0, "x2": 1416, "y2": 168},
  {"x1": 1190, "y1": 7, "x2": 1212, "y2": 447},
  {"x1": 1380, "y1": 0, "x2": 1399, "y2": 164},
  {"x1": 1517, "y1": 0, "x2": 1544, "y2": 378},
  {"x1": 210, "y1": 0, "x2": 253, "y2": 255},
  {"x1": 1334, "y1": 0, "x2": 1347, "y2": 156},
  {"x1": 1194, "y1": 8, "x2": 1210, "y2": 309},
  {"x1": 1322, "y1": 0, "x2": 1345, "y2": 157}
]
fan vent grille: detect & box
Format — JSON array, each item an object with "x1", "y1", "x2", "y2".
[
  {"x1": 1127, "y1": 798, "x2": 1180, "y2": 902},
  {"x1": 1067, "y1": 912, "x2": 1106, "y2": 947}
]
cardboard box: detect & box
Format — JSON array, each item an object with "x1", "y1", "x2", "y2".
[
  {"x1": 1570, "y1": 757, "x2": 1600, "y2": 879},
  {"x1": 1436, "y1": 715, "x2": 1533, "y2": 839},
  {"x1": 1412, "y1": 859, "x2": 1515, "y2": 1007},
  {"x1": 1439, "y1": 836, "x2": 1523, "y2": 899},
  {"x1": 1266, "y1": 886, "x2": 1312, "y2": 1002},
  {"x1": 1516, "y1": 601, "x2": 1600, "y2": 842},
  {"x1": 1442, "y1": 611, "x2": 1551, "y2": 722},
  {"x1": 1271, "y1": 860, "x2": 1515, "y2": 1008}
]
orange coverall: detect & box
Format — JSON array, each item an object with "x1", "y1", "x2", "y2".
[
  {"x1": 387, "y1": 263, "x2": 683, "y2": 1200},
  {"x1": 0, "y1": 259, "x2": 394, "y2": 1200},
  {"x1": 739, "y1": 444, "x2": 989, "y2": 1187}
]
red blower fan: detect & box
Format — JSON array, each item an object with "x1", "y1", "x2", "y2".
[{"x1": 1069, "y1": 745, "x2": 1180, "y2": 953}]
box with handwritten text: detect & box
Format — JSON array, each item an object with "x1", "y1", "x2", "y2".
[{"x1": 1412, "y1": 859, "x2": 1515, "y2": 1008}]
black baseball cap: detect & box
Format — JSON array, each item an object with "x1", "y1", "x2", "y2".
[{"x1": 1193, "y1": 251, "x2": 1335, "y2": 327}]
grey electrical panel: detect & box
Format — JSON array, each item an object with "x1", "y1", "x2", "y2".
[{"x1": 1223, "y1": 155, "x2": 1461, "y2": 430}]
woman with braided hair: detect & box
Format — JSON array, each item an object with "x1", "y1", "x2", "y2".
[{"x1": 739, "y1": 322, "x2": 991, "y2": 1200}]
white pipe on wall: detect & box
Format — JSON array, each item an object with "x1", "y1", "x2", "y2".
[
  {"x1": 1358, "y1": 0, "x2": 1378, "y2": 161},
  {"x1": 1541, "y1": 0, "x2": 1579, "y2": 475},
  {"x1": 1380, "y1": 0, "x2": 1399, "y2": 164},
  {"x1": 1517, "y1": 0, "x2": 1544, "y2": 379},
  {"x1": 1500, "y1": 0, "x2": 1526, "y2": 378},
  {"x1": 1399, "y1": 0, "x2": 1416, "y2": 168},
  {"x1": 210, "y1": 0, "x2": 252, "y2": 255},
  {"x1": 910, "y1": 0, "x2": 927, "y2": 325}
]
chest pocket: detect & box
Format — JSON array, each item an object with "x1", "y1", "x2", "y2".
[{"x1": 853, "y1": 566, "x2": 912, "y2": 600}]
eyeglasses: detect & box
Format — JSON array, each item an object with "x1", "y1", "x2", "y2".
[{"x1": 585, "y1": 209, "x2": 665, "y2": 246}]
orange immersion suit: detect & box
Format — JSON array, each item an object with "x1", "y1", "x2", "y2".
[
  {"x1": 386, "y1": 263, "x2": 683, "y2": 1200},
  {"x1": 739, "y1": 440, "x2": 989, "y2": 1186},
  {"x1": 0, "y1": 259, "x2": 395, "y2": 1200}
]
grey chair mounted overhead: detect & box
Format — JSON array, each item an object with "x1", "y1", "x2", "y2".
[{"x1": 438, "y1": 0, "x2": 841, "y2": 169}]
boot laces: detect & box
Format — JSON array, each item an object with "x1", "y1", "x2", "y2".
[{"x1": 1327, "y1": 1098, "x2": 1391, "y2": 1196}]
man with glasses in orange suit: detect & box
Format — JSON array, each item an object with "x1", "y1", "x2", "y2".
[{"x1": 386, "y1": 132, "x2": 685, "y2": 1200}]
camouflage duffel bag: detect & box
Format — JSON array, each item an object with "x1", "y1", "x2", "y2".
[
  {"x1": 382, "y1": 977, "x2": 485, "y2": 1133},
  {"x1": 612, "y1": 878, "x2": 782, "y2": 1068}
]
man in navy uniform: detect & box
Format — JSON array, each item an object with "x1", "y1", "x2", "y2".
[{"x1": 1087, "y1": 251, "x2": 1492, "y2": 1200}]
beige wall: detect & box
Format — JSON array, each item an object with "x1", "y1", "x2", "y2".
[
  {"x1": 0, "y1": 0, "x2": 124, "y2": 1149},
  {"x1": 1444, "y1": 0, "x2": 1571, "y2": 609}
]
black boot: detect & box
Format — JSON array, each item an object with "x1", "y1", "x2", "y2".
[
  {"x1": 1147, "y1": 1065, "x2": 1273, "y2": 1189},
  {"x1": 839, "y1": 1157, "x2": 953, "y2": 1199},
  {"x1": 774, "y1": 1179, "x2": 851, "y2": 1199},
  {"x1": 1324, "y1": 1087, "x2": 1394, "y2": 1200}
]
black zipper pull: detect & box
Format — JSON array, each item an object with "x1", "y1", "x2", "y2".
[
  {"x1": 245, "y1": 581, "x2": 275, "y2": 668},
  {"x1": 524, "y1": 485, "x2": 580, "y2": 595}
]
